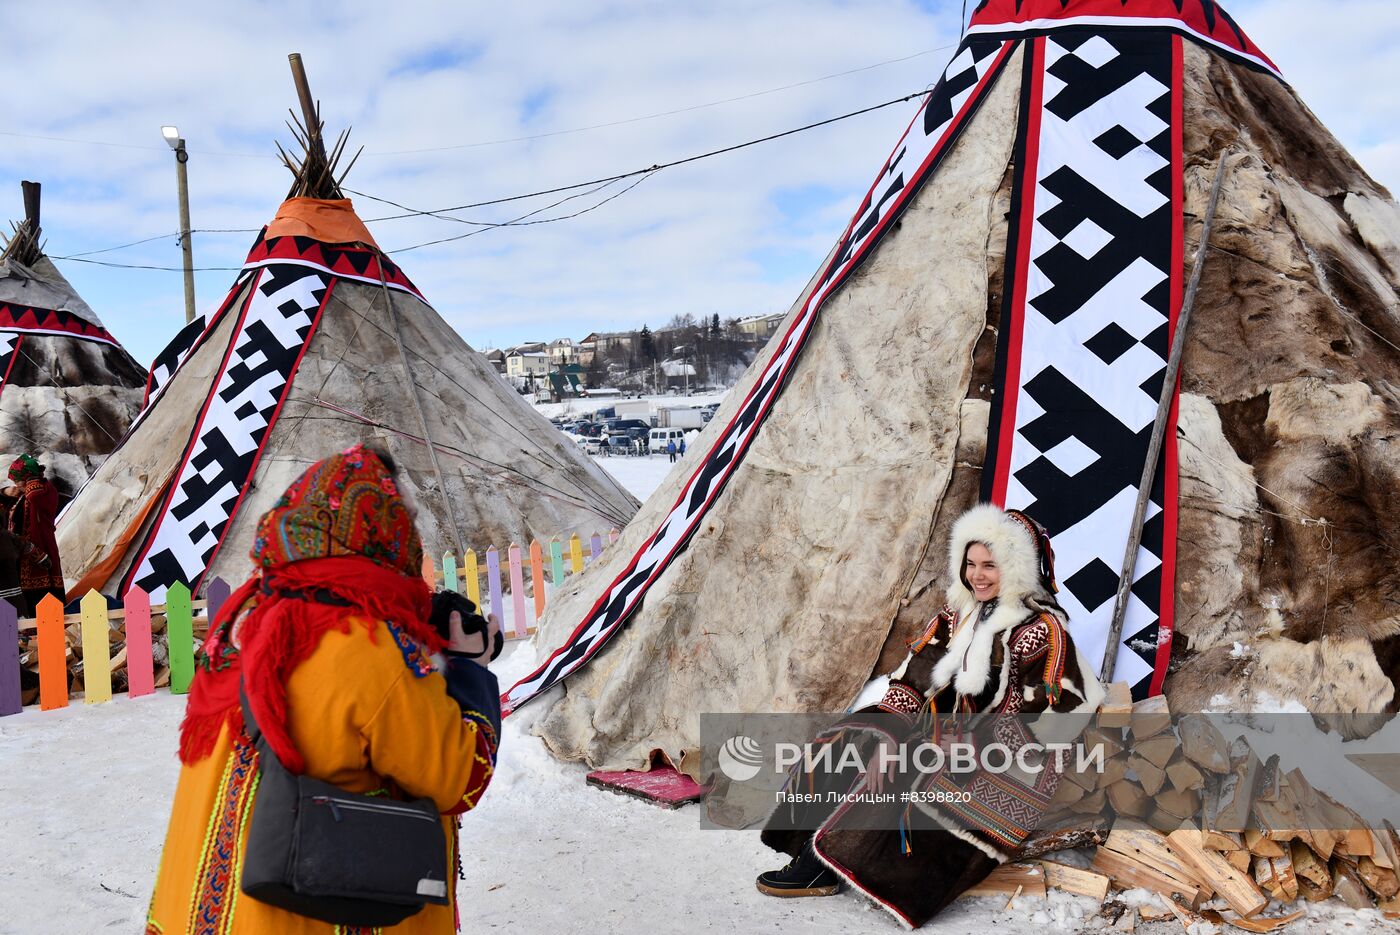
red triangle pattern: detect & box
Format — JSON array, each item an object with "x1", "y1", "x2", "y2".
[
  {"x1": 0, "y1": 303, "x2": 119, "y2": 346},
  {"x1": 242, "y1": 234, "x2": 425, "y2": 300}
]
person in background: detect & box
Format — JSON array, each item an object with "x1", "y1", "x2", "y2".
[
  {"x1": 667, "y1": 439, "x2": 677, "y2": 463},
  {"x1": 679, "y1": 438, "x2": 687, "y2": 458},
  {"x1": 2, "y1": 454, "x2": 64, "y2": 613},
  {"x1": 145, "y1": 443, "x2": 501, "y2": 934}
]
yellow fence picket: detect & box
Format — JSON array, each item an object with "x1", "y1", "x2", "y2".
[
  {"x1": 530, "y1": 540, "x2": 546, "y2": 622},
  {"x1": 464, "y1": 549, "x2": 481, "y2": 609},
  {"x1": 569, "y1": 534, "x2": 584, "y2": 574},
  {"x1": 80, "y1": 591, "x2": 112, "y2": 704}
]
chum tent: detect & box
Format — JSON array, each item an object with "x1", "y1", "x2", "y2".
[
  {"x1": 56, "y1": 79, "x2": 638, "y2": 601},
  {"x1": 0, "y1": 182, "x2": 146, "y2": 499},
  {"x1": 511, "y1": 0, "x2": 1400, "y2": 773}
]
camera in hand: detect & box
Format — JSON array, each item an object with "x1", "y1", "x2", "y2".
[{"x1": 429, "y1": 591, "x2": 503, "y2": 662}]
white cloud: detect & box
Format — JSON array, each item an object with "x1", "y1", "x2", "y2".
[{"x1": 0, "y1": 0, "x2": 1395, "y2": 366}]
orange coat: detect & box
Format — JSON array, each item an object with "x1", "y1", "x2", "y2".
[{"x1": 145, "y1": 617, "x2": 497, "y2": 935}]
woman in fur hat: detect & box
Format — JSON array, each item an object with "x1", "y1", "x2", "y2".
[{"x1": 757, "y1": 504, "x2": 1104, "y2": 928}]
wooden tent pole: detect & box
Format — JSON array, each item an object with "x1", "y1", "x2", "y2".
[
  {"x1": 20, "y1": 181, "x2": 40, "y2": 233},
  {"x1": 1100, "y1": 152, "x2": 1229, "y2": 685},
  {"x1": 286, "y1": 53, "x2": 327, "y2": 161}
]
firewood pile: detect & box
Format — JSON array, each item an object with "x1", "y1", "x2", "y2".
[
  {"x1": 968, "y1": 684, "x2": 1400, "y2": 930},
  {"x1": 14, "y1": 610, "x2": 194, "y2": 706}
]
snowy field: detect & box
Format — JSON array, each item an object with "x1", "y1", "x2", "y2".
[{"x1": 1, "y1": 459, "x2": 1395, "y2": 934}]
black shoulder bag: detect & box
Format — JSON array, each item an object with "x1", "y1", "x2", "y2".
[{"x1": 238, "y1": 684, "x2": 451, "y2": 927}]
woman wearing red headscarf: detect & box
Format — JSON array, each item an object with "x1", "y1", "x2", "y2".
[
  {"x1": 145, "y1": 444, "x2": 501, "y2": 935},
  {"x1": 2, "y1": 454, "x2": 64, "y2": 613}
]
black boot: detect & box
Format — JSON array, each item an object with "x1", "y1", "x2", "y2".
[{"x1": 755, "y1": 841, "x2": 841, "y2": 898}]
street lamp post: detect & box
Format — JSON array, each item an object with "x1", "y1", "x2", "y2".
[{"x1": 162, "y1": 125, "x2": 196, "y2": 323}]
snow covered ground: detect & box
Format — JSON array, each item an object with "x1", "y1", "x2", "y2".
[
  {"x1": 1, "y1": 456, "x2": 1395, "y2": 934},
  {"x1": 4, "y1": 643, "x2": 1394, "y2": 934}
]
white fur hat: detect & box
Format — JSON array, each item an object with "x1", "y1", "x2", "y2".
[{"x1": 946, "y1": 504, "x2": 1057, "y2": 610}]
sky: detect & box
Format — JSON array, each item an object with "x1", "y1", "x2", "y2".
[{"x1": 1, "y1": 0, "x2": 1398, "y2": 366}]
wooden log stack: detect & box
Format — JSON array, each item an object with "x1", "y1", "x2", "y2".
[{"x1": 1000, "y1": 686, "x2": 1400, "y2": 927}]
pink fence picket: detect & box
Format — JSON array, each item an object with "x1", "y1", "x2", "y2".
[
  {"x1": 507, "y1": 545, "x2": 528, "y2": 639},
  {"x1": 530, "y1": 540, "x2": 546, "y2": 623},
  {"x1": 125, "y1": 586, "x2": 155, "y2": 699},
  {"x1": 485, "y1": 547, "x2": 505, "y2": 630},
  {"x1": 609, "y1": 528, "x2": 620, "y2": 545},
  {"x1": 0, "y1": 599, "x2": 19, "y2": 716}
]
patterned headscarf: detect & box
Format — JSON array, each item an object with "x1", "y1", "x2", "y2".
[
  {"x1": 180, "y1": 443, "x2": 437, "y2": 769},
  {"x1": 251, "y1": 443, "x2": 424, "y2": 575},
  {"x1": 8, "y1": 454, "x2": 42, "y2": 482}
]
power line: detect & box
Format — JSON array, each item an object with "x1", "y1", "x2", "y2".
[
  {"x1": 49, "y1": 89, "x2": 928, "y2": 270},
  {"x1": 352, "y1": 88, "x2": 926, "y2": 224}
]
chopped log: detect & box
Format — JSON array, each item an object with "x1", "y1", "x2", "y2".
[
  {"x1": 1096, "y1": 755, "x2": 1129, "y2": 789},
  {"x1": 1357, "y1": 856, "x2": 1400, "y2": 900},
  {"x1": 1166, "y1": 828, "x2": 1267, "y2": 917},
  {"x1": 1134, "y1": 734, "x2": 1178, "y2": 770},
  {"x1": 1102, "y1": 826, "x2": 1210, "y2": 889},
  {"x1": 1225, "y1": 849, "x2": 1251, "y2": 873},
  {"x1": 1201, "y1": 830, "x2": 1243, "y2": 853},
  {"x1": 1038, "y1": 860, "x2": 1111, "y2": 901},
  {"x1": 1070, "y1": 789, "x2": 1108, "y2": 815},
  {"x1": 1178, "y1": 716, "x2": 1230, "y2": 774},
  {"x1": 1252, "y1": 852, "x2": 1297, "y2": 901},
  {"x1": 1212, "y1": 739, "x2": 1260, "y2": 832},
  {"x1": 1129, "y1": 695, "x2": 1172, "y2": 740},
  {"x1": 1127, "y1": 755, "x2": 1167, "y2": 796},
  {"x1": 1052, "y1": 777, "x2": 1087, "y2": 805},
  {"x1": 1288, "y1": 840, "x2": 1329, "y2": 889},
  {"x1": 1167, "y1": 757, "x2": 1205, "y2": 794},
  {"x1": 1106, "y1": 780, "x2": 1152, "y2": 819},
  {"x1": 1380, "y1": 893, "x2": 1400, "y2": 913},
  {"x1": 1013, "y1": 820, "x2": 1109, "y2": 859},
  {"x1": 1244, "y1": 829, "x2": 1284, "y2": 858},
  {"x1": 1153, "y1": 787, "x2": 1201, "y2": 821},
  {"x1": 1064, "y1": 758, "x2": 1102, "y2": 791},
  {"x1": 1256, "y1": 755, "x2": 1280, "y2": 803},
  {"x1": 1083, "y1": 726, "x2": 1125, "y2": 760},
  {"x1": 1090, "y1": 848, "x2": 1207, "y2": 910},
  {"x1": 1284, "y1": 770, "x2": 1337, "y2": 859},
  {"x1": 1379, "y1": 821, "x2": 1400, "y2": 872},
  {"x1": 1215, "y1": 910, "x2": 1306, "y2": 933},
  {"x1": 963, "y1": 862, "x2": 1046, "y2": 898},
  {"x1": 1317, "y1": 791, "x2": 1374, "y2": 858},
  {"x1": 1331, "y1": 860, "x2": 1373, "y2": 910},
  {"x1": 1296, "y1": 867, "x2": 1334, "y2": 902},
  {"x1": 1099, "y1": 681, "x2": 1133, "y2": 729}
]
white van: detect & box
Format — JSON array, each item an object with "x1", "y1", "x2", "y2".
[{"x1": 648, "y1": 427, "x2": 686, "y2": 453}]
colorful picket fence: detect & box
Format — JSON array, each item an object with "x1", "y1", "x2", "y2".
[
  {"x1": 422, "y1": 530, "x2": 621, "y2": 639},
  {"x1": 0, "y1": 528, "x2": 621, "y2": 718}
]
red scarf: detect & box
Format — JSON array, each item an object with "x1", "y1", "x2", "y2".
[{"x1": 178, "y1": 444, "x2": 443, "y2": 771}]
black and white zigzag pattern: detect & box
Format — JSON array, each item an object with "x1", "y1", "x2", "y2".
[
  {"x1": 991, "y1": 32, "x2": 1177, "y2": 696},
  {"x1": 503, "y1": 38, "x2": 1017, "y2": 714},
  {"x1": 127, "y1": 264, "x2": 329, "y2": 598},
  {"x1": 0, "y1": 334, "x2": 19, "y2": 389}
]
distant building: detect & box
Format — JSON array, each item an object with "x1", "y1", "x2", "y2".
[
  {"x1": 736, "y1": 313, "x2": 785, "y2": 341},
  {"x1": 482, "y1": 348, "x2": 507, "y2": 374},
  {"x1": 548, "y1": 338, "x2": 576, "y2": 365},
  {"x1": 506, "y1": 350, "x2": 549, "y2": 379},
  {"x1": 576, "y1": 341, "x2": 597, "y2": 365},
  {"x1": 581, "y1": 331, "x2": 636, "y2": 355}
]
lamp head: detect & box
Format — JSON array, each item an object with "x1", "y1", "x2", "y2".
[{"x1": 161, "y1": 126, "x2": 182, "y2": 150}]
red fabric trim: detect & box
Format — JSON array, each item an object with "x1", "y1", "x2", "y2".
[
  {"x1": 990, "y1": 37, "x2": 1045, "y2": 506},
  {"x1": 968, "y1": 0, "x2": 1278, "y2": 76},
  {"x1": 244, "y1": 235, "x2": 423, "y2": 300},
  {"x1": 0, "y1": 303, "x2": 119, "y2": 346},
  {"x1": 1151, "y1": 35, "x2": 1187, "y2": 697}
]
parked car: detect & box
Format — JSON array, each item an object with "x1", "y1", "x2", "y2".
[
  {"x1": 609, "y1": 419, "x2": 650, "y2": 436},
  {"x1": 582, "y1": 436, "x2": 608, "y2": 455}
]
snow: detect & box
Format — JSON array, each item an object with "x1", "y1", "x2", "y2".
[{"x1": 590, "y1": 451, "x2": 684, "y2": 502}]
